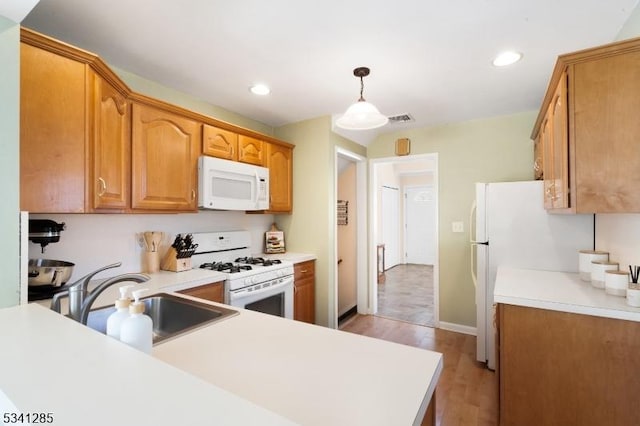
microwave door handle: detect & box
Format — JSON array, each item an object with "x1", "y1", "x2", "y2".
[{"x1": 254, "y1": 171, "x2": 260, "y2": 207}]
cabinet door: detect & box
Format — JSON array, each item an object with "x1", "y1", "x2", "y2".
[
  {"x1": 131, "y1": 103, "x2": 201, "y2": 211},
  {"x1": 533, "y1": 134, "x2": 543, "y2": 181},
  {"x1": 202, "y1": 124, "x2": 238, "y2": 161},
  {"x1": 178, "y1": 282, "x2": 224, "y2": 303},
  {"x1": 294, "y1": 261, "x2": 315, "y2": 323},
  {"x1": 540, "y1": 113, "x2": 554, "y2": 209},
  {"x1": 266, "y1": 143, "x2": 293, "y2": 213},
  {"x1": 499, "y1": 303, "x2": 640, "y2": 425},
  {"x1": 20, "y1": 43, "x2": 87, "y2": 213},
  {"x1": 92, "y1": 74, "x2": 130, "y2": 210},
  {"x1": 573, "y1": 51, "x2": 640, "y2": 212},
  {"x1": 238, "y1": 135, "x2": 265, "y2": 166},
  {"x1": 550, "y1": 72, "x2": 569, "y2": 209}
]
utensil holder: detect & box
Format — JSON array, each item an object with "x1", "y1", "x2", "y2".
[
  {"x1": 144, "y1": 251, "x2": 160, "y2": 274},
  {"x1": 160, "y1": 247, "x2": 192, "y2": 272}
]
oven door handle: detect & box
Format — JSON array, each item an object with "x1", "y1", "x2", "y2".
[{"x1": 230, "y1": 277, "x2": 293, "y2": 300}]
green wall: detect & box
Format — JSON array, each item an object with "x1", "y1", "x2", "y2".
[
  {"x1": 274, "y1": 116, "x2": 365, "y2": 327},
  {"x1": 617, "y1": 2, "x2": 640, "y2": 40},
  {"x1": 368, "y1": 111, "x2": 536, "y2": 327},
  {"x1": 0, "y1": 16, "x2": 20, "y2": 308},
  {"x1": 113, "y1": 67, "x2": 274, "y2": 136}
]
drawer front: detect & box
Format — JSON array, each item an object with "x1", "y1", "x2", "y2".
[{"x1": 294, "y1": 260, "x2": 315, "y2": 281}]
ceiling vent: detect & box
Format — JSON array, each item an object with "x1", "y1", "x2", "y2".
[{"x1": 387, "y1": 113, "x2": 414, "y2": 124}]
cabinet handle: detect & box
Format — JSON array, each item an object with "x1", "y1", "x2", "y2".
[
  {"x1": 191, "y1": 189, "x2": 196, "y2": 202},
  {"x1": 97, "y1": 177, "x2": 107, "y2": 196},
  {"x1": 230, "y1": 146, "x2": 234, "y2": 156},
  {"x1": 301, "y1": 269, "x2": 308, "y2": 273}
]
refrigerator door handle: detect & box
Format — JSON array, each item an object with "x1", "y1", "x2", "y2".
[{"x1": 470, "y1": 200, "x2": 479, "y2": 288}]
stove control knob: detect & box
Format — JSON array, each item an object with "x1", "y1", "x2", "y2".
[
  {"x1": 244, "y1": 278, "x2": 252, "y2": 286},
  {"x1": 251, "y1": 276, "x2": 259, "y2": 284}
]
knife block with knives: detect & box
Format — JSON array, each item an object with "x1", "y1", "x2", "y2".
[{"x1": 160, "y1": 234, "x2": 198, "y2": 272}]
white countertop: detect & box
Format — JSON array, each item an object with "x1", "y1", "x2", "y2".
[
  {"x1": 16, "y1": 262, "x2": 441, "y2": 426},
  {"x1": 0, "y1": 304, "x2": 294, "y2": 426},
  {"x1": 153, "y1": 304, "x2": 442, "y2": 426},
  {"x1": 494, "y1": 267, "x2": 640, "y2": 322}
]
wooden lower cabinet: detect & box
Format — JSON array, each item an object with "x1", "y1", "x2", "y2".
[
  {"x1": 293, "y1": 260, "x2": 315, "y2": 324},
  {"x1": 498, "y1": 303, "x2": 640, "y2": 426},
  {"x1": 177, "y1": 281, "x2": 224, "y2": 303}
]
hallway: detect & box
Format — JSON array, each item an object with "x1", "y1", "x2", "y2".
[{"x1": 376, "y1": 264, "x2": 434, "y2": 327}]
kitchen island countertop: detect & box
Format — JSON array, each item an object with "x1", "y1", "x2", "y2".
[
  {"x1": 10, "y1": 293, "x2": 441, "y2": 425},
  {"x1": 0, "y1": 304, "x2": 295, "y2": 426},
  {"x1": 494, "y1": 267, "x2": 640, "y2": 321}
]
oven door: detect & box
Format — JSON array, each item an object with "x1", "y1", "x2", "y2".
[{"x1": 228, "y1": 276, "x2": 293, "y2": 319}]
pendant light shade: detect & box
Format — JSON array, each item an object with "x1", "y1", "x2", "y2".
[{"x1": 336, "y1": 67, "x2": 388, "y2": 130}]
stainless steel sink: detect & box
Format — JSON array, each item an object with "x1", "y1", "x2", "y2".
[{"x1": 85, "y1": 292, "x2": 238, "y2": 345}]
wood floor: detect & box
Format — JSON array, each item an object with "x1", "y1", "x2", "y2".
[
  {"x1": 340, "y1": 314, "x2": 497, "y2": 426},
  {"x1": 377, "y1": 264, "x2": 434, "y2": 326}
]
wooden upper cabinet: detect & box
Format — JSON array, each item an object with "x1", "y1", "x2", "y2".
[
  {"x1": 238, "y1": 135, "x2": 265, "y2": 166},
  {"x1": 20, "y1": 42, "x2": 87, "y2": 213},
  {"x1": 202, "y1": 124, "x2": 238, "y2": 160},
  {"x1": 91, "y1": 73, "x2": 130, "y2": 210},
  {"x1": 532, "y1": 37, "x2": 640, "y2": 213},
  {"x1": 266, "y1": 143, "x2": 293, "y2": 213},
  {"x1": 131, "y1": 103, "x2": 201, "y2": 211},
  {"x1": 572, "y1": 49, "x2": 640, "y2": 212}
]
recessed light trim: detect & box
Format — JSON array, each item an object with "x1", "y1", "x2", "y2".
[
  {"x1": 492, "y1": 51, "x2": 523, "y2": 67},
  {"x1": 250, "y1": 84, "x2": 270, "y2": 95}
]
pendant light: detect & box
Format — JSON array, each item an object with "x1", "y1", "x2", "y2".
[{"x1": 335, "y1": 67, "x2": 388, "y2": 130}]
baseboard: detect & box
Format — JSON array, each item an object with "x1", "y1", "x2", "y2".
[
  {"x1": 338, "y1": 306, "x2": 358, "y2": 324},
  {"x1": 438, "y1": 321, "x2": 477, "y2": 336}
]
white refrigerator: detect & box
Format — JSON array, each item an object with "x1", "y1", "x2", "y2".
[{"x1": 471, "y1": 181, "x2": 594, "y2": 369}]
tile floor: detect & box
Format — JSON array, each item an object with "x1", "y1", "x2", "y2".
[{"x1": 376, "y1": 264, "x2": 434, "y2": 327}]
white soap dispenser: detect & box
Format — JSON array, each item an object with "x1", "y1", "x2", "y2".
[
  {"x1": 120, "y1": 288, "x2": 153, "y2": 354},
  {"x1": 106, "y1": 285, "x2": 134, "y2": 340}
]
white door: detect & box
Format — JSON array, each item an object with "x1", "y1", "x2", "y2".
[
  {"x1": 381, "y1": 186, "x2": 399, "y2": 269},
  {"x1": 405, "y1": 185, "x2": 435, "y2": 264}
]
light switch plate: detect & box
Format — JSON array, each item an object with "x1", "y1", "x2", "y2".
[{"x1": 452, "y1": 221, "x2": 464, "y2": 233}]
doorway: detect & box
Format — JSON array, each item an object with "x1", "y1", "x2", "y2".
[
  {"x1": 334, "y1": 147, "x2": 367, "y2": 328},
  {"x1": 381, "y1": 186, "x2": 400, "y2": 269},
  {"x1": 369, "y1": 154, "x2": 439, "y2": 327}
]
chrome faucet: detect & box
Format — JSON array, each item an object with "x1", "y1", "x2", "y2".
[{"x1": 51, "y1": 262, "x2": 149, "y2": 325}]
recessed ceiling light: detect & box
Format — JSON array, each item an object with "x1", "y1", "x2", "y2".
[
  {"x1": 492, "y1": 51, "x2": 523, "y2": 67},
  {"x1": 250, "y1": 84, "x2": 270, "y2": 95}
]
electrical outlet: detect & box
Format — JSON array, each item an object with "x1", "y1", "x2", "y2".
[{"x1": 452, "y1": 221, "x2": 464, "y2": 233}]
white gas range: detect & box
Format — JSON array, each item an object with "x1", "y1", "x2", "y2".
[{"x1": 188, "y1": 231, "x2": 294, "y2": 319}]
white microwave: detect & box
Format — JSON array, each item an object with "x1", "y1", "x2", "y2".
[{"x1": 198, "y1": 156, "x2": 269, "y2": 211}]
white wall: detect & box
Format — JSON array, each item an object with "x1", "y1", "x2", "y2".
[
  {"x1": 29, "y1": 211, "x2": 275, "y2": 282},
  {"x1": 596, "y1": 214, "x2": 640, "y2": 275}
]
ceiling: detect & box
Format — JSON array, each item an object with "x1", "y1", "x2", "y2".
[{"x1": 21, "y1": 0, "x2": 639, "y2": 146}]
